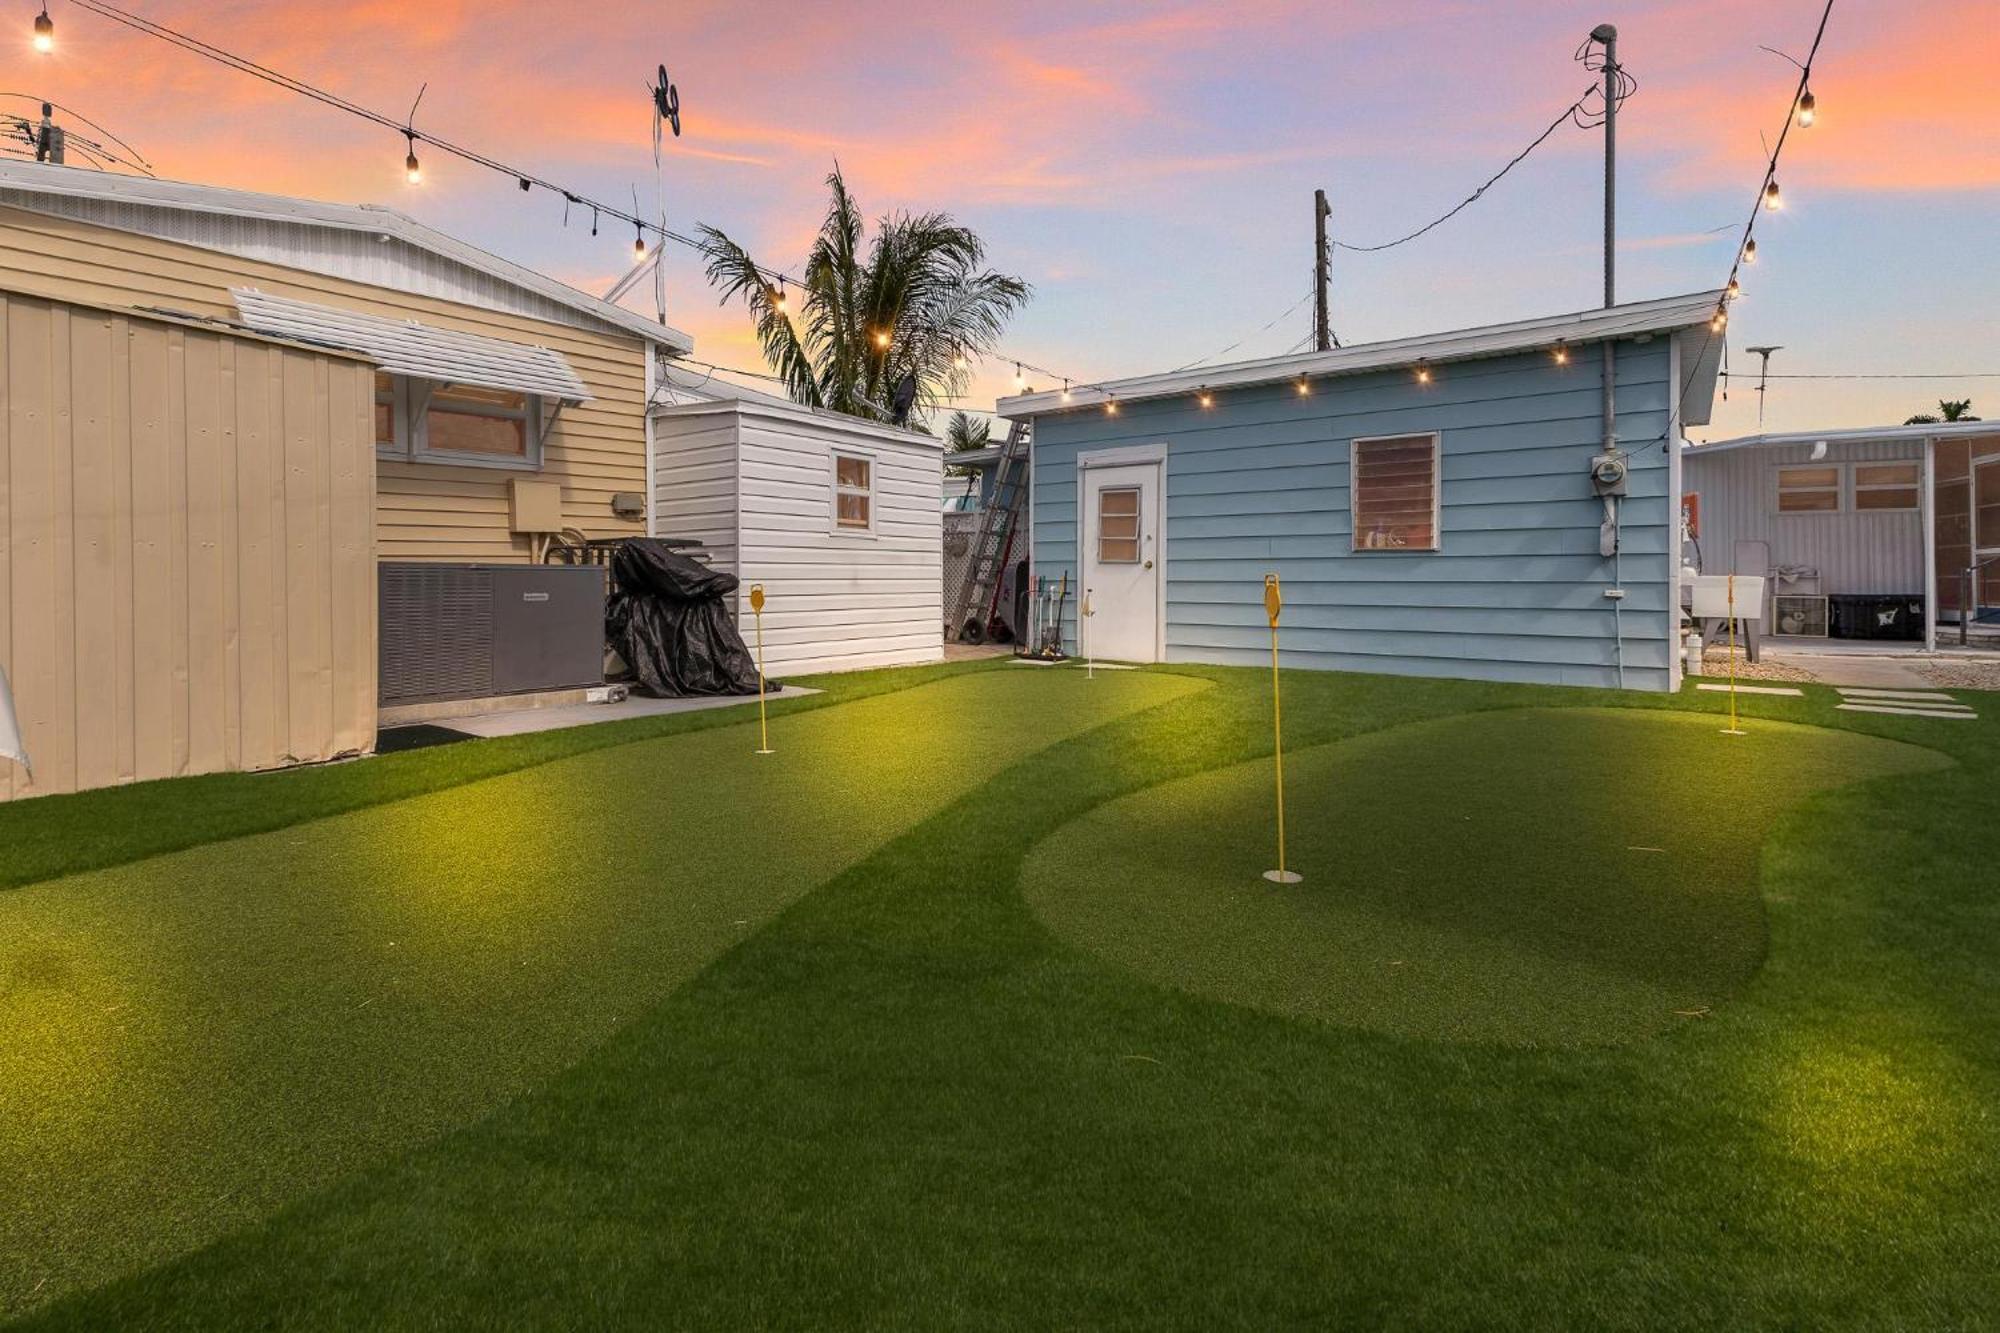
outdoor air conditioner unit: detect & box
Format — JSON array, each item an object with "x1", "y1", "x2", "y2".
[
  {"x1": 1773, "y1": 593, "x2": 1829, "y2": 638},
  {"x1": 380, "y1": 563, "x2": 608, "y2": 706}
]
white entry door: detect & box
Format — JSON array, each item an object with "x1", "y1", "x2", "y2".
[{"x1": 1080, "y1": 462, "x2": 1163, "y2": 662}]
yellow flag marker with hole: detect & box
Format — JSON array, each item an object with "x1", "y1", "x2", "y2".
[
  {"x1": 1082, "y1": 587, "x2": 1094, "y2": 678},
  {"x1": 749, "y1": 583, "x2": 773, "y2": 755},
  {"x1": 1262, "y1": 574, "x2": 1302, "y2": 885},
  {"x1": 1721, "y1": 574, "x2": 1746, "y2": 737}
]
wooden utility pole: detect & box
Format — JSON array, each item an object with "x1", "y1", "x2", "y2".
[{"x1": 1312, "y1": 189, "x2": 1332, "y2": 352}]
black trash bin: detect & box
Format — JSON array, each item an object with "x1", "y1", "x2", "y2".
[{"x1": 1827, "y1": 593, "x2": 1924, "y2": 641}]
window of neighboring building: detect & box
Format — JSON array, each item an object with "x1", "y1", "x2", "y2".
[
  {"x1": 375, "y1": 374, "x2": 543, "y2": 470},
  {"x1": 1096, "y1": 486, "x2": 1141, "y2": 563},
  {"x1": 1776, "y1": 465, "x2": 1842, "y2": 512},
  {"x1": 1351, "y1": 433, "x2": 1441, "y2": 551},
  {"x1": 833, "y1": 452, "x2": 873, "y2": 531},
  {"x1": 1853, "y1": 461, "x2": 1920, "y2": 511},
  {"x1": 374, "y1": 372, "x2": 399, "y2": 452},
  {"x1": 422, "y1": 384, "x2": 534, "y2": 461}
]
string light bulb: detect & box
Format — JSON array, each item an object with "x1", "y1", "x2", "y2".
[
  {"x1": 1742, "y1": 237, "x2": 1757, "y2": 264},
  {"x1": 1014, "y1": 363, "x2": 1025, "y2": 391},
  {"x1": 1726, "y1": 275, "x2": 1742, "y2": 300},
  {"x1": 874, "y1": 329, "x2": 890, "y2": 349},
  {"x1": 1105, "y1": 396, "x2": 1119, "y2": 416},
  {"x1": 1198, "y1": 386, "x2": 1213, "y2": 408},
  {"x1": 1795, "y1": 87, "x2": 1816, "y2": 128},
  {"x1": 33, "y1": 4, "x2": 52, "y2": 51},
  {"x1": 1764, "y1": 177, "x2": 1783, "y2": 210},
  {"x1": 1061, "y1": 379, "x2": 1072, "y2": 402},
  {"x1": 404, "y1": 134, "x2": 421, "y2": 185},
  {"x1": 1295, "y1": 375, "x2": 1310, "y2": 396},
  {"x1": 773, "y1": 278, "x2": 787, "y2": 313},
  {"x1": 952, "y1": 351, "x2": 967, "y2": 371},
  {"x1": 1711, "y1": 307, "x2": 1728, "y2": 332},
  {"x1": 1553, "y1": 340, "x2": 1570, "y2": 366},
  {"x1": 633, "y1": 225, "x2": 646, "y2": 260},
  {"x1": 1415, "y1": 360, "x2": 1433, "y2": 385}
]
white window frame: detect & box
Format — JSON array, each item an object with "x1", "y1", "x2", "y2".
[
  {"x1": 1852, "y1": 460, "x2": 1920, "y2": 512},
  {"x1": 1773, "y1": 463, "x2": 1845, "y2": 514},
  {"x1": 1349, "y1": 432, "x2": 1442, "y2": 553},
  {"x1": 375, "y1": 372, "x2": 546, "y2": 472},
  {"x1": 1094, "y1": 484, "x2": 1144, "y2": 564},
  {"x1": 829, "y1": 449, "x2": 877, "y2": 536}
]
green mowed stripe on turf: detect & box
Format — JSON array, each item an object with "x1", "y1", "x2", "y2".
[
  {"x1": 0, "y1": 667, "x2": 1201, "y2": 1322},
  {"x1": 1021, "y1": 708, "x2": 1946, "y2": 1046}
]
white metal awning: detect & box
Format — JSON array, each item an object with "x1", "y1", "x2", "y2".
[{"x1": 230, "y1": 288, "x2": 593, "y2": 403}]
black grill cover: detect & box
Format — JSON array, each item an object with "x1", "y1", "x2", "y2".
[{"x1": 606, "y1": 540, "x2": 769, "y2": 697}]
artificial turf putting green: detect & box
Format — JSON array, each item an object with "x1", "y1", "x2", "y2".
[
  {"x1": 6, "y1": 663, "x2": 1996, "y2": 1329},
  {"x1": 0, "y1": 667, "x2": 1200, "y2": 1321},
  {"x1": 1022, "y1": 708, "x2": 1945, "y2": 1045}
]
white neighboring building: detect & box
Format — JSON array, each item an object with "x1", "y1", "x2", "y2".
[{"x1": 650, "y1": 371, "x2": 945, "y2": 675}]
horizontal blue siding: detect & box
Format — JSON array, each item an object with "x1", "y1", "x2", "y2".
[{"x1": 1029, "y1": 342, "x2": 1678, "y2": 690}]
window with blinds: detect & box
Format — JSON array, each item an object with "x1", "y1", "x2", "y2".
[{"x1": 1351, "y1": 434, "x2": 1440, "y2": 551}]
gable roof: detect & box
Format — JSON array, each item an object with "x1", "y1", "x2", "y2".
[
  {"x1": 998, "y1": 290, "x2": 1726, "y2": 423},
  {"x1": 0, "y1": 159, "x2": 691, "y2": 352}
]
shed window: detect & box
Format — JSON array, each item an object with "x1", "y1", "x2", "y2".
[
  {"x1": 1096, "y1": 486, "x2": 1141, "y2": 563},
  {"x1": 1351, "y1": 434, "x2": 1440, "y2": 551},
  {"x1": 833, "y1": 453, "x2": 873, "y2": 531},
  {"x1": 1854, "y1": 462, "x2": 1919, "y2": 511},
  {"x1": 1777, "y1": 465, "x2": 1842, "y2": 513}
]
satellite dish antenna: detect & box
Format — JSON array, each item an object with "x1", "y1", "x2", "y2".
[
  {"x1": 651, "y1": 66, "x2": 681, "y2": 137},
  {"x1": 890, "y1": 372, "x2": 918, "y2": 427}
]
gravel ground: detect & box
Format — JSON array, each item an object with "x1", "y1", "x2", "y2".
[
  {"x1": 1913, "y1": 660, "x2": 2000, "y2": 692},
  {"x1": 1693, "y1": 654, "x2": 1819, "y2": 683}
]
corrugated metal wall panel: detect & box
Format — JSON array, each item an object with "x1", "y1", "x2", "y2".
[
  {"x1": 1, "y1": 292, "x2": 375, "y2": 801},
  {"x1": 1029, "y1": 342, "x2": 1678, "y2": 691},
  {"x1": 1682, "y1": 438, "x2": 1925, "y2": 600},
  {"x1": 0, "y1": 203, "x2": 649, "y2": 563}
]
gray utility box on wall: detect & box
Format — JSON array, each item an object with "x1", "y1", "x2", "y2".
[{"x1": 380, "y1": 562, "x2": 608, "y2": 706}]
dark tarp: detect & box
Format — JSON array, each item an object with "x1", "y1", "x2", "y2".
[{"x1": 606, "y1": 540, "x2": 769, "y2": 697}]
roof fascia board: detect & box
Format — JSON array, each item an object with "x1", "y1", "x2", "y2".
[
  {"x1": 650, "y1": 395, "x2": 944, "y2": 449},
  {"x1": 1687, "y1": 419, "x2": 2000, "y2": 454},
  {"x1": 997, "y1": 290, "x2": 1725, "y2": 418}
]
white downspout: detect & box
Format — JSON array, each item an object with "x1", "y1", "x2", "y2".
[{"x1": 643, "y1": 345, "x2": 659, "y2": 538}]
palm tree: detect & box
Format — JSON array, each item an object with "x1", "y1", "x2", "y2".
[
  {"x1": 944, "y1": 410, "x2": 992, "y2": 478},
  {"x1": 695, "y1": 167, "x2": 1029, "y2": 424},
  {"x1": 1904, "y1": 398, "x2": 1979, "y2": 425}
]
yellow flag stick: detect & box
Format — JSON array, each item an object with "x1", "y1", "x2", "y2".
[
  {"x1": 1262, "y1": 574, "x2": 1301, "y2": 885},
  {"x1": 750, "y1": 583, "x2": 773, "y2": 755},
  {"x1": 1721, "y1": 573, "x2": 1746, "y2": 737}
]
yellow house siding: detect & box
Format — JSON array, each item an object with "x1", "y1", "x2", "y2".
[
  {"x1": 0, "y1": 203, "x2": 650, "y2": 563},
  {"x1": 1, "y1": 291, "x2": 375, "y2": 801}
]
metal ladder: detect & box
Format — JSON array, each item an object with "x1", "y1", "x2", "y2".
[{"x1": 947, "y1": 420, "x2": 1031, "y2": 642}]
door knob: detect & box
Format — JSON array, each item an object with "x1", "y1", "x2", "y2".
[{"x1": 1143, "y1": 559, "x2": 1154, "y2": 570}]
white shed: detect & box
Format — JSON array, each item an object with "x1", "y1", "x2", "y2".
[{"x1": 649, "y1": 375, "x2": 944, "y2": 675}]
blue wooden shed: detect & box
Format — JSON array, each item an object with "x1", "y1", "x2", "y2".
[{"x1": 996, "y1": 291, "x2": 1723, "y2": 691}]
